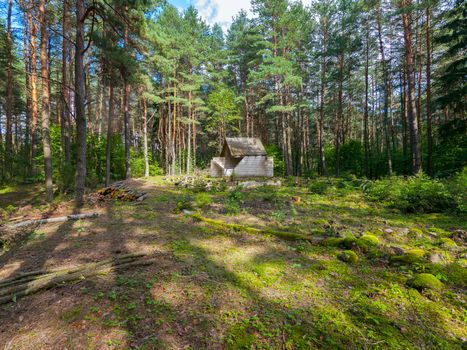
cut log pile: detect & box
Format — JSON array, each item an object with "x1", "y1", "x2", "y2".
[
  {"x1": 0, "y1": 253, "x2": 155, "y2": 304},
  {"x1": 94, "y1": 181, "x2": 148, "y2": 202}
]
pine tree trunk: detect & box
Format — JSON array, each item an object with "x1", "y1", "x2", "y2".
[
  {"x1": 22, "y1": 1, "x2": 31, "y2": 174},
  {"x1": 105, "y1": 68, "x2": 114, "y2": 187},
  {"x1": 426, "y1": 5, "x2": 433, "y2": 176},
  {"x1": 61, "y1": 0, "x2": 71, "y2": 164},
  {"x1": 39, "y1": 0, "x2": 53, "y2": 201},
  {"x1": 142, "y1": 90, "x2": 149, "y2": 177},
  {"x1": 400, "y1": 0, "x2": 422, "y2": 174},
  {"x1": 377, "y1": 7, "x2": 393, "y2": 176},
  {"x1": 29, "y1": 8, "x2": 38, "y2": 176},
  {"x1": 363, "y1": 22, "x2": 370, "y2": 178},
  {"x1": 318, "y1": 18, "x2": 328, "y2": 177},
  {"x1": 187, "y1": 86, "x2": 192, "y2": 175},
  {"x1": 123, "y1": 7, "x2": 131, "y2": 179},
  {"x1": 5, "y1": 0, "x2": 14, "y2": 176},
  {"x1": 75, "y1": 0, "x2": 87, "y2": 205}
]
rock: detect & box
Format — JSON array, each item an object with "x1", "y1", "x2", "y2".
[
  {"x1": 407, "y1": 273, "x2": 444, "y2": 291},
  {"x1": 337, "y1": 250, "x2": 359, "y2": 264},
  {"x1": 427, "y1": 231, "x2": 438, "y2": 238},
  {"x1": 409, "y1": 228, "x2": 425, "y2": 238},
  {"x1": 238, "y1": 180, "x2": 281, "y2": 189},
  {"x1": 391, "y1": 246, "x2": 406, "y2": 256},
  {"x1": 451, "y1": 229, "x2": 467, "y2": 245},
  {"x1": 429, "y1": 253, "x2": 444, "y2": 264},
  {"x1": 390, "y1": 249, "x2": 426, "y2": 265},
  {"x1": 356, "y1": 234, "x2": 379, "y2": 252},
  {"x1": 383, "y1": 228, "x2": 394, "y2": 234},
  {"x1": 399, "y1": 228, "x2": 410, "y2": 235},
  {"x1": 182, "y1": 209, "x2": 194, "y2": 215}
]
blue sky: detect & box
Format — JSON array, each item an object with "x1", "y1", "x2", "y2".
[{"x1": 167, "y1": 0, "x2": 253, "y2": 31}]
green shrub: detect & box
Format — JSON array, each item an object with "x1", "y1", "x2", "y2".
[
  {"x1": 194, "y1": 193, "x2": 212, "y2": 209},
  {"x1": 265, "y1": 144, "x2": 285, "y2": 176},
  {"x1": 408, "y1": 228, "x2": 424, "y2": 238},
  {"x1": 338, "y1": 250, "x2": 359, "y2": 264},
  {"x1": 443, "y1": 263, "x2": 467, "y2": 288},
  {"x1": 447, "y1": 167, "x2": 467, "y2": 213},
  {"x1": 364, "y1": 174, "x2": 455, "y2": 213},
  {"x1": 309, "y1": 180, "x2": 329, "y2": 195},
  {"x1": 228, "y1": 186, "x2": 244, "y2": 201},
  {"x1": 439, "y1": 237, "x2": 457, "y2": 248},
  {"x1": 174, "y1": 196, "x2": 193, "y2": 213},
  {"x1": 131, "y1": 150, "x2": 163, "y2": 178},
  {"x1": 407, "y1": 273, "x2": 444, "y2": 291}
]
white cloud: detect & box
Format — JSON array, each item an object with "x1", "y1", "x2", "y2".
[{"x1": 193, "y1": 0, "x2": 252, "y2": 31}]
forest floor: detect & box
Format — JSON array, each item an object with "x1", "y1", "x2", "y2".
[{"x1": 0, "y1": 177, "x2": 465, "y2": 349}]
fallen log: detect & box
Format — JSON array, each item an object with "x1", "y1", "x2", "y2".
[
  {"x1": 0, "y1": 252, "x2": 145, "y2": 289},
  {"x1": 191, "y1": 213, "x2": 322, "y2": 244},
  {"x1": 0, "y1": 255, "x2": 155, "y2": 305},
  {"x1": 6, "y1": 212, "x2": 100, "y2": 229}
]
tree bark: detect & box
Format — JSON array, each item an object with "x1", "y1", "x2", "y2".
[
  {"x1": 28, "y1": 6, "x2": 39, "y2": 176},
  {"x1": 426, "y1": 4, "x2": 433, "y2": 176},
  {"x1": 400, "y1": 0, "x2": 422, "y2": 173},
  {"x1": 61, "y1": 0, "x2": 71, "y2": 164},
  {"x1": 39, "y1": 0, "x2": 54, "y2": 201},
  {"x1": 21, "y1": 1, "x2": 31, "y2": 174},
  {"x1": 318, "y1": 16, "x2": 328, "y2": 177},
  {"x1": 363, "y1": 21, "x2": 370, "y2": 178},
  {"x1": 105, "y1": 67, "x2": 115, "y2": 187},
  {"x1": 377, "y1": 5, "x2": 393, "y2": 175},
  {"x1": 5, "y1": 0, "x2": 14, "y2": 176},
  {"x1": 142, "y1": 89, "x2": 149, "y2": 177},
  {"x1": 123, "y1": 9, "x2": 131, "y2": 179},
  {"x1": 75, "y1": 0, "x2": 87, "y2": 206}
]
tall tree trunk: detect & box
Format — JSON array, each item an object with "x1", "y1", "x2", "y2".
[
  {"x1": 142, "y1": 89, "x2": 149, "y2": 177},
  {"x1": 336, "y1": 52, "x2": 344, "y2": 177},
  {"x1": 426, "y1": 4, "x2": 433, "y2": 176},
  {"x1": 318, "y1": 18, "x2": 328, "y2": 176},
  {"x1": 29, "y1": 8, "x2": 38, "y2": 175},
  {"x1": 123, "y1": 9, "x2": 131, "y2": 179},
  {"x1": 39, "y1": 0, "x2": 53, "y2": 201},
  {"x1": 377, "y1": 6, "x2": 393, "y2": 175},
  {"x1": 22, "y1": 1, "x2": 31, "y2": 174},
  {"x1": 400, "y1": 0, "x2": 422, "y2": 173},
  {"x1": 363, "y1": 21, "x2": 370, "y2": 178},
  {"x1": 5, "y1": 0, "x2": 14, "y2": 176},
  {"x1": 75, "y1": 0, "x2": 87, "y2": 205},
  {"x1": 105, "y1": 68, "x2": 114, "y2": 187},
  {"x1": 61, "y1": 0, "x2": 71, "y2": 164},
  {"x1": 187, "y1": 85, "x2": 192, "y2": 174}
]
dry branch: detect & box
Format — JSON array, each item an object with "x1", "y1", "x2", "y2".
[
  {"x1": 6, "y1": 213, "x2": 100, "y2": 229},
  {"x1": 0, "y1": 253, "x2": 145, "y2": 289}
]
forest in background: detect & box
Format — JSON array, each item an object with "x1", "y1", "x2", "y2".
[{"x1": 0, "y1": 0, "x2": 465, "y2": 204}]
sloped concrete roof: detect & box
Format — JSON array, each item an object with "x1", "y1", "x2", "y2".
[{"x1": 223, "y1": 137, "x2": 267, "y2": 157}]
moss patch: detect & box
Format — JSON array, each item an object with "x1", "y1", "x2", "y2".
[
  {"x1": 408, "y1": 273, "x2": 444, "y2": 291},
  {"x1": 337, "y1": 250, "x2": 359, "y2": 264},
  {"x1": 390, "y1": 249, "x2": 426, "y2": 265}
]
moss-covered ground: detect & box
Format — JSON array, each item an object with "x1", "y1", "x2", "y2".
[{"x1": 0, "y1": 176, "x2": 465, "y2": 349}]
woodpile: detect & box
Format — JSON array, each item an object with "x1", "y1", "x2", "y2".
[
  {"x1": 94, "y1": 181, "x2": 148, "y2": 202},
  {"x1": 0, "y1": 253, "x2": 155, "y2": 304}
]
